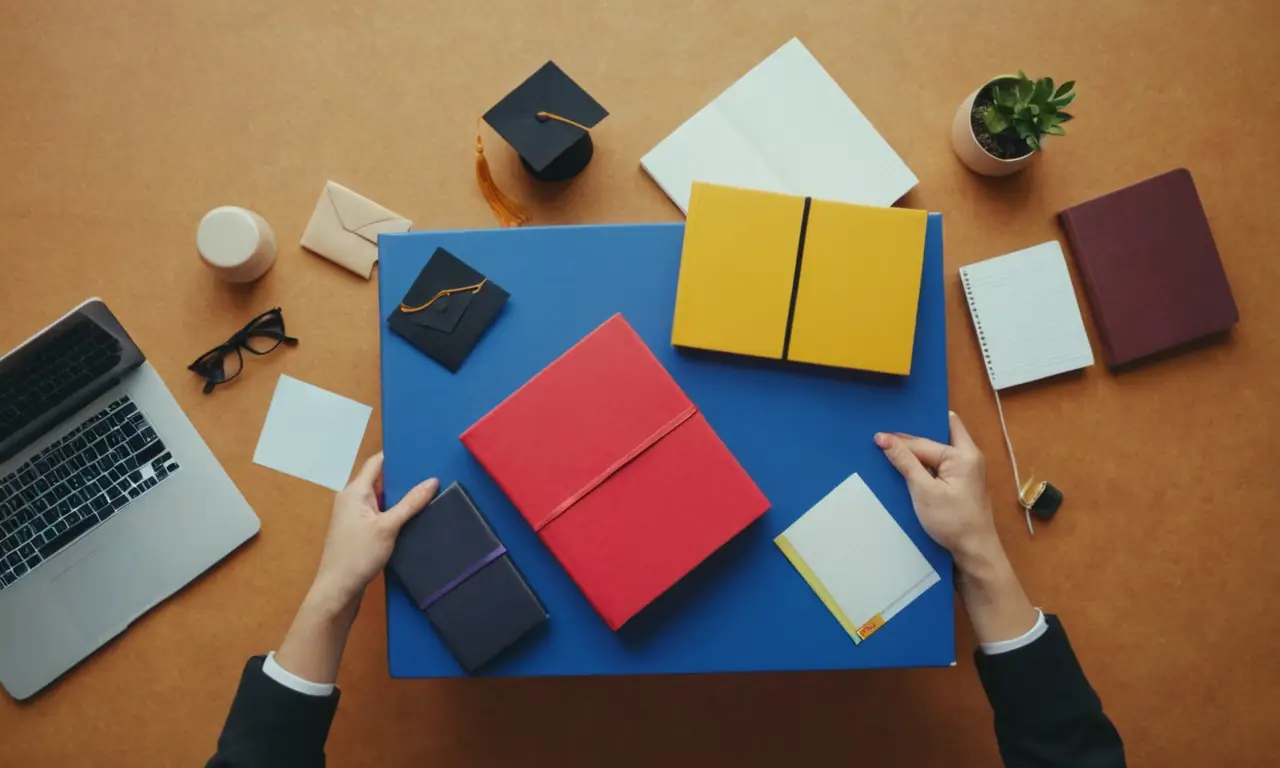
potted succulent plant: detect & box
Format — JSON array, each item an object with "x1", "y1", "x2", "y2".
[{"x1": 951, "y1": 72, "x2": 1075, "y2": 176}]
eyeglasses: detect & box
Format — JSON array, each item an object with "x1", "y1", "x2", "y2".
[{"x1": 189, "y1": 308, "x2": 298, "y2": 394}]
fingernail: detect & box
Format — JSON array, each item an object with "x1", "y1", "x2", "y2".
[{"x1": 874, "y1": 433, "x2": 889, "y2": 448}]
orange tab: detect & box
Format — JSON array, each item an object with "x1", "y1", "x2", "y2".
[{"x1": 856, "y1": 614, "x2": 886, "y2": 641}]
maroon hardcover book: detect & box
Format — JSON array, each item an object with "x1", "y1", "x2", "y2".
[{"x1": 1058, "y1": 168, "x2": 1238, "y2": 367}]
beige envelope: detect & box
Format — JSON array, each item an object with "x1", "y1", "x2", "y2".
[{"x1": 300, "y1": 180, "x2": 413, "y2": 279}]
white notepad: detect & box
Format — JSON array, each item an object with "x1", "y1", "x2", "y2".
[
  {"x1": 640, "y1": 38, "x2": 918, "y2": 215},
  {"x1": 775, "y1": 473, "x2": 939, "y2": 644},
  {"x1": 253, "y1": 375, "x2": 373, "y2": 491},
  {"x1": 960, "y1": 242, "x2": 1095, "y2": 390}
]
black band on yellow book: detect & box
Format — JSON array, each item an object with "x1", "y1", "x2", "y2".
[{"x1": 781, "y1": 197, "x2": 813, "y2": 360}]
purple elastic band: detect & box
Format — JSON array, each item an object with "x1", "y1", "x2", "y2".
[{"x1": 418, "y1": 545, "x2": 507, "y2": 610}]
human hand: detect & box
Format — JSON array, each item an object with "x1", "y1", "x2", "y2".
[
  {"x1": 874, "y1": 411, "x2": 1003, "y2": 572},
  {"x1": 307, "y1": 452, "x2": 439, "y2": 618},
  {"x1": 876, "y1": 413, "x2": 1040, "y2": 644}
]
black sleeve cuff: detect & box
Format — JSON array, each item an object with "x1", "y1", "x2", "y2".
[
  {"x1": 210, "y1": 656, "x2": 340, "y2": 767},
  {"x1": 974, "y1": 614, "x2": 1102, "y2": 732}
]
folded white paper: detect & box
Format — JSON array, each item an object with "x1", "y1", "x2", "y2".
[
  {"x1": 960, "y1": 241, "x2": 1095, "y2": 391},
  {"x1": 253, "y1": 375, "x2": 373, "y2": 491},
  {"x1": 776, "y1": 473, "x2": 939, "y2": 644},
  {"x1": 640, "y1": 38, "x2": 918, "y2": 215}
]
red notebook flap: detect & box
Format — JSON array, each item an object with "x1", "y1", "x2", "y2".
[
  {"x1": 461, "y1": 314, "x2": 694, "y2": 529},
  {"x1": 539, "y1": 413, "x2": 770, "y2": 629}
]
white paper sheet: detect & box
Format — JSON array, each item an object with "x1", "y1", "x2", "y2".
[
  {"x1": 960, "y1": 241, "x2": 1095, "y2": 390},
  {"x1": 778, "y1": 473, "x2": 939, "y2": 637},
  {"x1": 253, "y1": 374, "x2": 373, "y2": 492},
  {"x1": 640, "y1": 38, "x2": 918, "y2": 214}
]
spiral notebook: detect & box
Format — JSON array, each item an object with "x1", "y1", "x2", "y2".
[
  {"x1": 960, "y1": 242, "x2": 1094, "y2": 533},
  {"x1": 960, "y1": 242, "x2": 1095, "y2": 391}
]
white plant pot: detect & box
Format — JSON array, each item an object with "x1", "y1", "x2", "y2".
[{"x1": 951, "y1": 80, "x2": 1037, "y2": 177}]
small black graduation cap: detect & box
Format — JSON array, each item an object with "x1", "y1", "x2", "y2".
[
  {"x1": 387, "y1": 248, "x2": 509, "y2": 372},
  {"x1": 483, "y1": 61, "x2": 608, "y2": 182},
  {"x1": 1019, "y1": 476, "x2": 1064, "y2": 521}
]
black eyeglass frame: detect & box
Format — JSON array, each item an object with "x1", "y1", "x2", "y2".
[{"x1": 188, "y1": 307, "x2": 298, "y2": 394}]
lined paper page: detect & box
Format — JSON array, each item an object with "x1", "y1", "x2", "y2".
[{"x1": 961, "y1": 242, "x2": 1094, "y2": 390}]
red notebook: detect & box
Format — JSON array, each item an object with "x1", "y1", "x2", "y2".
[
  {"x1": 461, "y1": 314, "x2": 770, "y2": 629},
  {"x1": 1058, "y1": 168, "x2": 1238, "y2": 366}
]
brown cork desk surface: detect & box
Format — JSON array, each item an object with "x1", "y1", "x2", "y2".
[{"x1": 2, "y1": 1, "x2": 1278, "y2": 766}]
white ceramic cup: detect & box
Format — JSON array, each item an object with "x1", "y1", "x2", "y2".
[{"x1": 197, "y1": 206, "x2": 277, "y2": 283}]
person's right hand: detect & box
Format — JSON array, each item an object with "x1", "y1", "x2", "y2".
[
  {"x1": 877, "y1": 412, "x2": 1041, "y2": 645},
  {"x1": 874, "y1": 411, "x2": 1002, "y2": 568},
  {"x1": 308, "y1": 453, "x2": 439, "y2": 619}
]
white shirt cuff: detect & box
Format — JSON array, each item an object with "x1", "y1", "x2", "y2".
[
  {"x1": 262, "y1": 651, "x2": 335, "y2": 697},
  {"x1": 979, "y1": 608, "x2": 1048, "y2": 655}
]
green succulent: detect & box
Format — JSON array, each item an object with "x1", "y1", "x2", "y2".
[{"x1": 981, "y1": 71, "x2": 1076, "y2": 153}]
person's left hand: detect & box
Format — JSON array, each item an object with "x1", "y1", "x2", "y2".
[{"x1": 308, "y1": 452, "x2": 439, "y2": 617}]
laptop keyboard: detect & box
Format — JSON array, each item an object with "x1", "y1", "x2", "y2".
[
  {"x1": 0, "y1": 317, "x2": 122, "y2": 441},
  {"x1": 0, "y1": 396, "x2": 179, "y2": 591}
]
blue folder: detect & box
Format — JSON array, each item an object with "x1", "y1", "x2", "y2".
[{"x1": 378, "y1": 217, "x2": 952, "y2": 677}]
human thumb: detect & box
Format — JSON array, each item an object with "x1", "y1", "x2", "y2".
[
  {"x1": 875, "y1": 433, "x2": 930, "y2": 486},
  {"x1": 383, "y1": 477, "x2": 440, "y2": 530}
]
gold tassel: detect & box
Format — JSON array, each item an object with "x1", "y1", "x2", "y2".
[
  {"x1": 399, "y1": 279, "x2": 488, "y2": 313},
  {"x1": 536, "y1": 111, "x2": 591, "y2": 132},
  {"x1": 475, "y1": 120, "x2": 529, "y2": 227}
]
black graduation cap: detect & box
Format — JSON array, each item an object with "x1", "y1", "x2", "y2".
[
  {"x1": 1019, "y1": 476, "x2": 1064, "y2": 521},
  {"x1": 483, "y1": 61, "x2": 608, "y2": 181},
  {"x1": 387, "y1": 482, "x2": 548, "y2": 673},
  {"x1": 387, "y1": 248, "x2": 509, "y2": 372}
]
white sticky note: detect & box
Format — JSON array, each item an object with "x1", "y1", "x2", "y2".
[
  {"x1": 253, "y1": 375, "x2": 373, "y2": 491},
  {"x1": 960, "y1": 241, "x2": 1095, "y2": 391},
  {"x1": 776, "y1": 473, "x2": 939, "y2": 643},
  {"x1": 640, "y1": 38, "x2": 918, "y2": 215}
]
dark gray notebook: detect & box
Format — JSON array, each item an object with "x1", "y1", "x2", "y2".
[{"x1": 387, "y1": 482, "x2": 546, "y2": 673}]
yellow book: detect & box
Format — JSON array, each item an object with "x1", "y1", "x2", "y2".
[{"x1": 671, "y1": 182, "x2": 928, "y2": 374}]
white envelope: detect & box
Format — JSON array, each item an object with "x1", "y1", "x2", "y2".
[{"x1": 300, "y1": 180, "x2": 413, "y2": 279}]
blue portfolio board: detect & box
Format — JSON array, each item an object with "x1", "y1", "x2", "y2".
[{"x1": 378, "y1": 217, "x2": 952, "y2": 677}]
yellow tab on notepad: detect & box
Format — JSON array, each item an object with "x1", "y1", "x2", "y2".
[
  {"x1": 856, "y1": 614, "x2": 886, "y2": 641},
  {"x1": 671, "y1": 182, "x2": 928, "y2": 375}
]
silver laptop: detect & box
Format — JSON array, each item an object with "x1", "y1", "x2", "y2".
[{"x1": 0, "y1": 299, "x2": 259, "y2": 699}]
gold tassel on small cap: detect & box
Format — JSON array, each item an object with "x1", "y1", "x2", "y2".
[
  {"x1": 398, "y1": 279, "x2": 487, "y2": 314},
  {"x1": 991, "y1": 389, "x2": 1064, "y2": 535},
  {"x1": 1019, "y1": 474, "x2": 1064, "y2": 522},
  {"x1": 475, "y1": 120, "x2": 529, "y2": 228},
  {"x1": 535, "y1": 111, "x2": 591, "y2": 131}
]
